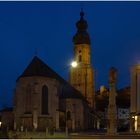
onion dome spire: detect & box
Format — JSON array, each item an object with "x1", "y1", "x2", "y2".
[{"x1": 73, "y1": 9, "x2": 91, "y2": 45}]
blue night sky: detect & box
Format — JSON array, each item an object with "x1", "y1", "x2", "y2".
[{"x1": 0, "y1": 1, "x2": 140, "y2": 109}]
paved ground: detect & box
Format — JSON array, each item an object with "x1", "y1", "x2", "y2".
[
  {"x1": 69, "y1": 132, "x2": 140, "y2": 139},
  {"x1": 1, "y1": 130, "x2": 140, "y2": 139}
]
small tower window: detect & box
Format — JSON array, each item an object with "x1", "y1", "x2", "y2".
[
  {"x1": 79, "y1": 55, "x2": 82, "y2": 62},
  {"x1": 79, "y1": 50, "x2": 81, "y2": 53}
]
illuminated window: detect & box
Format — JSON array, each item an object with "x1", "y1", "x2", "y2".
[{"x1": 42, "y1": 85, "x2": 48, "y2": 114}]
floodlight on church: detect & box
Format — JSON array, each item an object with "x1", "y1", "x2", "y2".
[{"x1": 71, "y1": 61, "x2": 78, "y2": 68}]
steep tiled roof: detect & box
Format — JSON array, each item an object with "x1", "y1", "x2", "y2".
[
  {"x1": 17, "y1": 56, "x2": 85, "y2": 100},
  {"x1": 17, "y1": 56, "x2": 65, "y2": 82}
]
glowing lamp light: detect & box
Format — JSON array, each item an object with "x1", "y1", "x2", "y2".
[
  {"x1": 71, "y1": 61, "x2": 78, "y2": 68},
  {"x1": 0, "y1": 121, "x2": 2, "y2": 127},
  {"x1": 134, "y1": 116, "x2": 138, "y2": 131}
]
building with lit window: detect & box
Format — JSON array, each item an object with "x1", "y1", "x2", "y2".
[
  {"x1": 130, "y1": 64, "x2": 140, "y2": 133},
  {"x1": 95, "y1": 86, "x2": 130, "y2": 131}
]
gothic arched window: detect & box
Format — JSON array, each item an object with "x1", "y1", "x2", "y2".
[
  {"x1": 67, "y1": 111, "x2": 71, "y2": 120},
  {"x1": 25, "y1": 85, "x2": 32, "y2": 113},
  {"x1": 42, "y1": 85, "x2": 48, "y2": 114}
]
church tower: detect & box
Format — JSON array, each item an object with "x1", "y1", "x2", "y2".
[{"x1": 69, "y1": 10, "x2": 94, "y2": 108}]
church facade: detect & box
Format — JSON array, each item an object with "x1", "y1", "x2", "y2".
[{"x1": 13, "y1": 11, "x2": 95, "y2": 131}]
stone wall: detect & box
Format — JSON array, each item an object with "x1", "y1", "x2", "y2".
[
  {"x1": 1, "y1": 110, "x2": 14, "y2": 129},
  {"x1": 14, "y1": 76, "x2": 59, "y2": 130},
  {"x1": 65, "y1": 98, "x2": 84, "y2": 131}
]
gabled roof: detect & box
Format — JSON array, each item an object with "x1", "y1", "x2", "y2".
[
  {"x1": 17, "y1": 56, "x2": 86, "y2": 100},
  {"x1": 17, "y1": 56, "x2": 65, "y2": 82}
]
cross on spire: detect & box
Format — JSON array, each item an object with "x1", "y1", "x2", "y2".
[{"x1": 80, "y1": 8, "x2": 84, "y2": 20}]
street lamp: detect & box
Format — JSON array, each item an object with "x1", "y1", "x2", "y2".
[
  {"x1": 71, "y1": 61, "x2": 78, "y2": 68},
  {"x1": 0, "y1": 121, "x2": 2, "y2": 128}
]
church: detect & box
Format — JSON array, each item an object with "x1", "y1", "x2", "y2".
[
  {"x1": 13, "y1": 10, "x2": 95, "y2": 131},
  {"x1": 0, "y1": 10, "x2": 132, "y2": 133}
]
